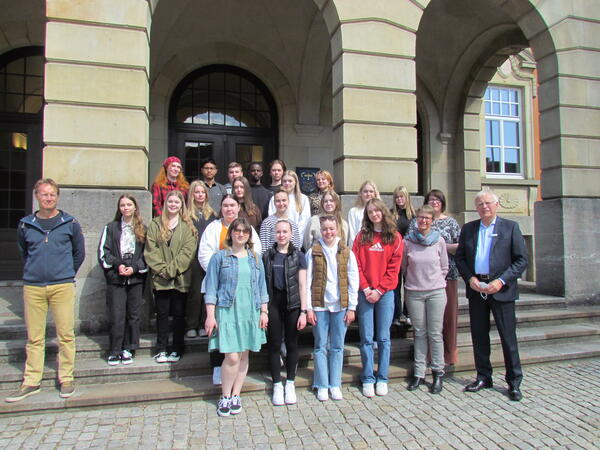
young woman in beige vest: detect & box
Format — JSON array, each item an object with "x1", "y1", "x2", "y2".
[{"x1": 306, "y1": 216, "x2": 359, "y2": 401}]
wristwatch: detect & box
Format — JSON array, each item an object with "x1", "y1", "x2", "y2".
[{"x1": 300, "y1": 309, "x2": 308, "y2": 315}]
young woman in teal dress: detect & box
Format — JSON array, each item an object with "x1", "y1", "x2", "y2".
[{"x1": 204, "y1": 217, "x2": 269, "y2": 417}]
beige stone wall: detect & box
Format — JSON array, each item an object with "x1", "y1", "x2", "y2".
[
  {"x1": 328, "y1": 0, "x2": 420, "y2": 194},
  {"x1": 43, "y1": 0, "x2": 151, "y2": 188}
]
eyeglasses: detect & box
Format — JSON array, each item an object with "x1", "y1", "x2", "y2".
[
  {"x1": 417, "y1": 216, "x2": 432, "y2": 221},
  {"x1": 428, "y1": 198, "x2": 442, "y2": 204},
  {"x1": 39, "y1": 193, "x2": 58, "y2": 199},
  {"x1": 232, "y1": 228, "x2": 250, "y2": 235},
  {"x1": 202, "y1": 166, "x2": 217, "y2": 171}
]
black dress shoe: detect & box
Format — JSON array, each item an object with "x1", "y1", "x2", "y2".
[
  {"x1": 407, "y1": 377, "x2": 425, "y2": 391},
  {"x1": 508, "y1": 386, "x2": 523, "y2": 401},
  {"x1": 464, "y1": 379, "x2": 493, "y2": 392}
]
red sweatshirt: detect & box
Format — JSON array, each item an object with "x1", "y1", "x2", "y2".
[{"x1": 352, "y1": 231, "x2": 403, "y2": 293}]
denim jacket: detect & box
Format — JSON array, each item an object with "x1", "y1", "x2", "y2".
[{"x1": 204, "y1": 248, "x2": 269, "y2": 309}]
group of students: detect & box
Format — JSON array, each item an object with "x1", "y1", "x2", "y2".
[{"x1": 98, "y1": 156, "x2": 463, "y2": 417}]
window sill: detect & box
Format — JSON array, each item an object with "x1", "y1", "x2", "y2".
[{"x1": 482, "y1": 177, "x2": 540, "y2": 187}]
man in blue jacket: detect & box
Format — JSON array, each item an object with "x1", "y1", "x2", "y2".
[
  {"x1": 6, "y1": 179, "x2": 85, "y2": 403},
  {"x1": 455, "y1": 189, "x2": 528, "y2": 402}
]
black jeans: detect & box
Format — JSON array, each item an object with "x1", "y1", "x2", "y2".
[
  {"x1": 106, "y1": 283, "x2": 143, "y2": 356},
  {"x1": 155, "y1": 289, "x2": 186, "y2": 354},
  {"x1": 186, "y1": 258, "x2": 206, "y2": 330},
  {"x1": 267, "y1": 288, "x2": 300, "y2": 382}
]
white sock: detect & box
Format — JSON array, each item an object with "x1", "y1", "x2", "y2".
[{"x1": 286, "y1": 380, "x2": 295, "y2": 385}]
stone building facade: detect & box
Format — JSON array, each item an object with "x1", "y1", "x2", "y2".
[{"x1": 0, "y1": 0, "x2": 598, "y2": 329}]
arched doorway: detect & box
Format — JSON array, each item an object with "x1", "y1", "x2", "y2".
[
  {"x1": 169, "y1": 65, "x2": 278, "y2": 183},
  {"x1": 0, "y1": 46, "x2": 44, "y2": 279}
]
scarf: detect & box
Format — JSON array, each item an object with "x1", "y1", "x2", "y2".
[{"x1": 407, "y1": 229, "x2": 441, "y2": 246}]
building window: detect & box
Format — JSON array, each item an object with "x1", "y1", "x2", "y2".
[
  {"x1": 173, "y1": 68, "x2": 274, "y2": 129},
  {"x1": 484, "y1": 86, "x2": 522, "y2": 176}
]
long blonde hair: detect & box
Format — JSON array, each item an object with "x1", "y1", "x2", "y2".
[
  {"x1": 283, "y1": 170, "x2": 304, "y2": 214},
  {"x1": 392, "y1": 186, "x2": 416, "y2": 221},
  {"x1": 187, "y1": 180, "x2": 215, "y2": 221},
  {"x1": 354, "y1": 180, "x2": 380, "y2": 207},
  {"x1": 158, "y1": 191, "x2": 197, "y2": 242},
  {"x1": 320, "y1": 191, "x2": 345, "y2": 245}
]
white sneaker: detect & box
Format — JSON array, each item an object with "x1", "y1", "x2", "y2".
[
  {"x1": 212, "y1": 366, "x2": 222, "y2": 385},
  {"x1": 362, "y1": 383, "x2": 375, "y2": 398},
  {"x1": 375, "y1": 382, "x2": 388, "y2": 396},
  {"x1": 272, "y1": 382, "x2": 284, "y2": 406},
  {"x1": 154, "y1": 352, "x2": 168, "y2": 363},
  {"x1": 167, "y1": 352, "x2": 181, "y2": 363},
  {"x1": 330, "y1": 387, "x2": 343, "y2": 400},
  {"x1": 284, "y1": 381, "x2": 297, "y2": 405},
  {"x1": 120, "y1": 350, "x2": 133, "y2": 365},
  {"x1": 317, "y1": 388, "x2": 328, "y2": 402},
  {"x1": 199, "y1": 328, "x2": 208, "y2": 337},
  {"x1": 185, "y1": 329, "x2": 198, "y2": 338}
]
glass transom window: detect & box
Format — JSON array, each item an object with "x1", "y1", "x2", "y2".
[
  {"x1": 174, "y1": 69, "x2": 273, "y2": 129},
  {"x1": 484, "y1": 86, "x2": 522, "y2": 176},
  {"x1": 0, "y1": 51, "x2": 44, "y2": 114}
]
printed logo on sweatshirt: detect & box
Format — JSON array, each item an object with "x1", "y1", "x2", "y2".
[{"x1": 369, "y1": 242, "x2": 384, "y2": 252}]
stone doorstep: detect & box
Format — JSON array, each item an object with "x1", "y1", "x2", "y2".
[{"x1": 2, "y1": 343, "x2": 600, "y2": 415}]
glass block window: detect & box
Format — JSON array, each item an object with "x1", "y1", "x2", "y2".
[
  {"x1": 484, "y1": 86, "x2": 522, "y2": 176},
  {"x1": 173, "y1": 68, "x2": 273, "y2": 129}
]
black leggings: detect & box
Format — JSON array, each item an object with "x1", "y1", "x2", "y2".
[
  {"x1": 267, "y1": 289, "x2": 300, "y2": 383},
  {"x1": 155, "y1": 289, "x2": 186, "y2": 354}
]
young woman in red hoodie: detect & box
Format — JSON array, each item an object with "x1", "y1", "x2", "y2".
[{"x1": 352, "y1": 198, "x2": 403, "y2": 398}]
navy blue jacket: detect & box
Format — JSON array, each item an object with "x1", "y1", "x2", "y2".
[
  {"x1": 455, "y1": 216, "x2": 528, "y2": 302},
  {"x1": 18, "y1": 210, "x2": 86, "y2": 286}
]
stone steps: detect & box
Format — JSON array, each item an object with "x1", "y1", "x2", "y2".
[{"x1": 2, "y1": 337, "x2": 599, "y2": 415}]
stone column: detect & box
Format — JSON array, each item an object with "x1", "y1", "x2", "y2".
[
  {"x1": 43, "y1": 0, "x2": 152, "y2": 331},
  {"x1": 323, "y1": 1, "x2": 421, "y2": 194},
  {"x1": 525, "y1": 5, "x2": 600, "y2": 302}
]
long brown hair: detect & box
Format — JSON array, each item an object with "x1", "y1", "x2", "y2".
[
  {"x1": 187, "y1": 180, "x2": 215, "y2": 221},
  {"x1": 153, "y1": 166, "x2": 190, "y2": 191},
  {"x1": 158, "y1": 190, "x2": 197, "y2": 242},
  {"x1": 319, "y1": 191, "x2": 345, "y2": 244},
  {"x1": 232, "y1": 176, "x2": 259, "y2": 218},
  {"x1": 360, "y1": 198, "x2": 398, "y2": 245},
  {"x1": 114, "y1": 194, "x2": 146, "y2": 243}
]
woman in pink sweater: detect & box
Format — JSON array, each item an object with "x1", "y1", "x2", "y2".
[
  {"x1": 352, "y1": 198, "x2": 403, "y2": 398},
  {"x1": 402, "y1": 205, "x2": 449, "y2": 394}
]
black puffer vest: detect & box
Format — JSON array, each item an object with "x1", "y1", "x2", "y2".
[{"x1": 263, "y1": 243, "x2": 301, "y2": 310}]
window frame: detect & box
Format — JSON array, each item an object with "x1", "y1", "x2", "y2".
[{"x1": 483, "y1": 85, "x2": 524, "y2": 178}]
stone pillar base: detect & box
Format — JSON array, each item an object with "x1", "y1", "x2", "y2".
[
  {"x1": 535, "y1": 198, "x2": 600, "y2": 304},
  {"x1": 58, "y1": 188, "x2": 153, "y2": 334}
]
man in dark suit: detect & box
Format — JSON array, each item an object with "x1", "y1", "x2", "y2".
[{"x1": 455, "y1": 189, "x2": 528, "y2": 401}]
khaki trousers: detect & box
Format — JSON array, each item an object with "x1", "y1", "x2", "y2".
[{"x1": 23, "y1": 283, "x2": 76, "y2": 386}]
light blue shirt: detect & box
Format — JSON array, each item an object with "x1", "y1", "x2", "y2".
[{"x1": 474, "y1": 218, "x2": 497, "y2": 275}]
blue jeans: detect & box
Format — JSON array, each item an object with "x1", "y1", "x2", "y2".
[
  {"x1": 312, "y1": 310, "x2": 348, "y2": 389},
  {"x1": 357, "y1": 290, "x2": 394, "y2": 384}
]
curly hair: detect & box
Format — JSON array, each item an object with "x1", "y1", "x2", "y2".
[
  {"x1": 113, "y1": 194, "x2": 146, "y2": 243},
  {"x1": 153, "y1": 165, "x2": 190, "y2": 191},
  {"x1": 360, "y1": 198, "x2": 398, "y2": 245}
]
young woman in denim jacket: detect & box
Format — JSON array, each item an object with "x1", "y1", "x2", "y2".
[{"x1": 204, "y1": 217, "x2": 269, "y2": 417}]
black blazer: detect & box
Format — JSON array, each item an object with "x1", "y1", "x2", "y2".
[
  {"x1": 98, "y1": 221, "x2": 148, "y2": 285},
  {"x1": 455, "y1": 216, "x2": 528, "y2": 302}
]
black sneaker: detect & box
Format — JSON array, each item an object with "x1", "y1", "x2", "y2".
[
  {"x1": 120, "y1": 350, "x2": 133, "y2": 365},
  {"x1": 107, "y1": 355, "x2": 120, "y2": 366},
  {"x1": 217, "y1": 396, "x2": 231, "y2": 417},
  {"x1": 229, "y1": 395, "x2": 242, "y2": 415}
]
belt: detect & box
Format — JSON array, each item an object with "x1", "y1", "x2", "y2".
[{"x1": 476, "y1": 274, "x2": 490, "y2": 281}]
